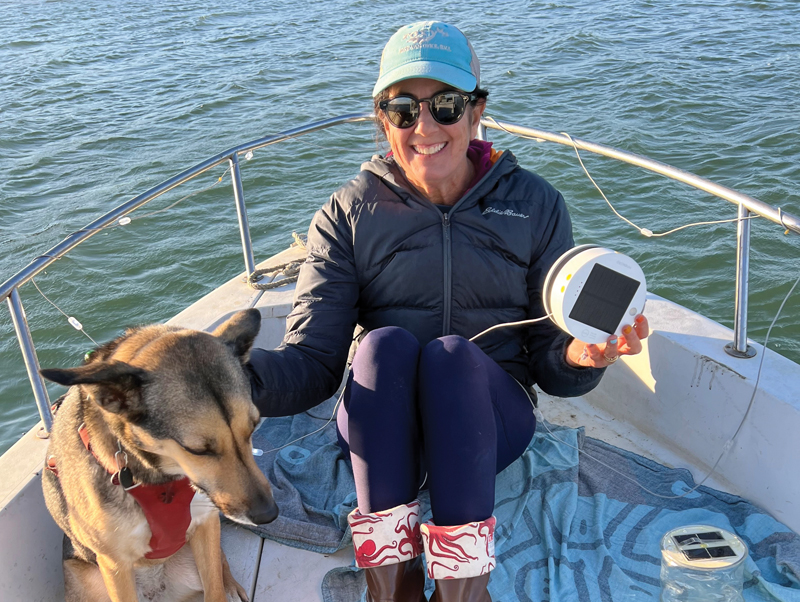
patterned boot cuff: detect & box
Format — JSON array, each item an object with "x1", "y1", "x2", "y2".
[
  {"x1": 421, "y1": 516, "x2": 496, "y2": 580},
  {"x1": 348, "y1": 500, "x2": 423, "y2": 568}
]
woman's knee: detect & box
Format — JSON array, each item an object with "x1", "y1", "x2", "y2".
[
  {"x1": 356, "y1": 326, "x2": 420, "y2": 364},
  {"x1": 347, "y1": 327, "x2": 420, "y2": 416},
  {"x1": 420, "y1": 335, "x2": 481, "y2": 376},
  {"x1": 418, "y1": 336, "x2": 490, "y2": 415}
]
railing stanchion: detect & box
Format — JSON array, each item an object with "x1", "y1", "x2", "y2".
[
  {"x1": 229, "y1": 153, "x2": 256, "y2": 277},
  {"x1": 7, "y1": 288, "x2": 53, "y2": 434},
  {"x1": 726, "y1": 204, "x2": 756, "y2": 358}
]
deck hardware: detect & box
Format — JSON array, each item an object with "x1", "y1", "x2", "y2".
[
  {"x1": 727, "y1": 204, "x2": 757, "y2": 359},
  {"x1": 7, "y1": 288, "x2": 53, "y2": 434},
  {"x1": 230, "y1": 153, "x2": 256, "y2": 277}
]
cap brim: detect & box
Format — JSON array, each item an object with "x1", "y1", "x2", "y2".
[{"x1": 373, "y1": 61, "x2": 477, "y2": 97}]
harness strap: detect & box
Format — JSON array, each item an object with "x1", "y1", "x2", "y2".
[{"x1": 49, "y1": 422, "x2": 196, "y2": 559}]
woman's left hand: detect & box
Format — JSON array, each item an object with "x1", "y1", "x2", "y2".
[{"x1": 565, "y1": 314, "x2": 649, "y2": 368}]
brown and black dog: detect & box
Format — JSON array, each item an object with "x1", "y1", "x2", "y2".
[{"x1": 40, "y1": 308, "x2": 277, "y2": 602}]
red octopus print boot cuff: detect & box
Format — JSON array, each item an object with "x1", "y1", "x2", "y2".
[
  {"x1": 421, "y1": 516, "x2": 496, "y2": 580},
  {"x1": 348, "y1": 500, "x2": 424, "y2": 568}
]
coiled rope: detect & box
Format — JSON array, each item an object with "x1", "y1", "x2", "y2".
[
  {"x1": 247, "y1": 232, "x2": 307, "y2": 290},
  {"x1": 248, "y1": 261, "x2": 303, "y2": 290}
]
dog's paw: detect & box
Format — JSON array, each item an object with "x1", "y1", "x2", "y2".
[
  {"x1": 221, "y1": 548, "x2": 248, "y2": 601},
  {"x1": 223, "y1": 571, "x2": 248, "y2": 601},
  {"x1": 225, "y1": 583, "x2": 249, "y2": 602}
]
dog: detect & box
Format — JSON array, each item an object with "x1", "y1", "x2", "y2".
[{"x1": 39, "y1": 308, "x2": 278, "y2": 602}]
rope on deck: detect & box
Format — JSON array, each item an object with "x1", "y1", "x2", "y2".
[{"x1": 247, "y1": 232, "x2": 307, "y2": 290}]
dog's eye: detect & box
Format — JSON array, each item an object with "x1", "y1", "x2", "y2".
[{"x1": 181, "y1": 443, "x2": 218, "y2": 457}]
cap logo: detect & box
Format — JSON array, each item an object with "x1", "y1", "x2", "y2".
[
  {"x1": 403, "y1": 22, "x2": 449, "y2": 44},
  {"x1": 400, "y1": 22, "x2": 451, "y2": 53}
]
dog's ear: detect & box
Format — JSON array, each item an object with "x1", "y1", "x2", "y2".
[
  {"x1": 213, "y1": 309, "x2": 262, "y2": 363},
  {"x1": 40, "y1": 361, "x2": 147, "y2": 418}
]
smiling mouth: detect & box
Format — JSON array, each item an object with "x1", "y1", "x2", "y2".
[{"x1": 413, "y1": 142, "x2": 446, "y2": 155}]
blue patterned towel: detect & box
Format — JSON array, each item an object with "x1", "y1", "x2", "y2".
[{"x1": 249, "y1": 397, "x2": 800, "y2": 601}]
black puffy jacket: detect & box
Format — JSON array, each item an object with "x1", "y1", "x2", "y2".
[{"x1": 248, "y1": 150, "x2": 604, "y2": 417}]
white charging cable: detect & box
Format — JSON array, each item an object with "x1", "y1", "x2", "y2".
[
  {"x1": 253, "y1": 389, "x2": 346, "y2": 456},
  {"x1": 469, "y1": 314, "x2": 554, "y2": 342},
  {"x1": 251, "y1": 317, "x2": 555, "y2": 457}
]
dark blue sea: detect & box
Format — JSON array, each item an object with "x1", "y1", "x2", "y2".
[{"x1": 1, "y1": 0, "x2": 799, "y2": 452}]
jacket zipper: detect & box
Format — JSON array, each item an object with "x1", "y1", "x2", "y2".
[{"x1": 442, "y1": 212, "x2": 452, "y2": 336}]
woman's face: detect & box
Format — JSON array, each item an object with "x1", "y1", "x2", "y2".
[{"x1": 380, "y1": 78, "x2": 485, "y2": 199}]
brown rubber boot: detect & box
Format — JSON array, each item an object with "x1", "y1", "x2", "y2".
[
  {"x1": 348, "y1": 500, "x2": 425, "y2": 602},
  {"x1": 421, "y1": 516, "x2": 496, "y2": 602},
  {"x1": 429, "y1": 573, "x2": 491, "y2": 602},
  {"x1": 363, "y1": 555, "x2": 427, "y2": 601}
]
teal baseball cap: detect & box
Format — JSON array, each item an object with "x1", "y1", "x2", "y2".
[{"x1": 373, "y1": 21, "x2": 480, "y2": 97}]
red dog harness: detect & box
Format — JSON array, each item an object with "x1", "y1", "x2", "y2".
[{"x1": 47, "y1": 425, "x2": 196, "y2": 559}]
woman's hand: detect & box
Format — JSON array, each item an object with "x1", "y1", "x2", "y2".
[{"x1": 565, "y1": 314, "x2": 649, "y2": 368}]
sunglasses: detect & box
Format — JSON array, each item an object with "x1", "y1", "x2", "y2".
[{"x1": 379, "y1": 91, "x2": 477, "y2": 129}]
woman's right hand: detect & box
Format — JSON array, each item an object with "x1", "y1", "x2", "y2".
[{"x1": 564, "y1": 314, "x2": 649, "y2": 368}]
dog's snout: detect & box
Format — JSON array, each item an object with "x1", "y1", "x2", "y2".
[{"x1": 250, "y1": 499, "x2": 279, "y2": 525}]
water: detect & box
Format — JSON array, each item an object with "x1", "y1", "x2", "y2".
[{"x1": 1, "y1": 0, "x2": 799, "y2": 454}]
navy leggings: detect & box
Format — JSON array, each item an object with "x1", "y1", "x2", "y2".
[{"x1": 336, "y1": 326, "x2": 536, "y2": 526}]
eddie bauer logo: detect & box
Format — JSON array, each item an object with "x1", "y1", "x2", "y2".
[
  {"x1": 483, "y1": 207, "x2": 530, "y2": 219},
  {"x1": 403, "y1": 22, "x2": 450, "y2": 45}
]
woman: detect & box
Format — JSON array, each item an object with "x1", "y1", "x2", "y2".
[{"x1": 248, "y1": 21, "x2": 648, "y2": 602}]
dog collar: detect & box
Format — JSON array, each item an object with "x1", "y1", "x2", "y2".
[
  {"x1": 76, "y1": 423, "x2": 196, "y2": 559},
  {"x1": 78, "y1": 423, "x2": 138, "y2": 489}
]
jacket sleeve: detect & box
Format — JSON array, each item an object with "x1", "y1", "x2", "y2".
[
  {"x1": 525, "y1": 189, "x2": 606, "y2": 397},
  {"x1": 246, "y1": 195, "x2": 359, "y2": 417}
]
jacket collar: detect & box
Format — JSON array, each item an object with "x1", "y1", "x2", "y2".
[{"x1": 361, "y1": 149, "x2": 518, "y2": 213}]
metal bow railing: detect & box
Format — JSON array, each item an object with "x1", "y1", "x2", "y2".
[{"x1": 2, "y1": 112, "x2": 798, "y2": 435}]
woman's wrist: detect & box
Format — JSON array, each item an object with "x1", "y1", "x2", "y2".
[{"x1": 564, "y1": 338, "x2": 584, "y2": 368}]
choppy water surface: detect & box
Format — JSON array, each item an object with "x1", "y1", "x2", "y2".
[{"x1": 1, "y1": 0, "x2": 799, "y2": 453}]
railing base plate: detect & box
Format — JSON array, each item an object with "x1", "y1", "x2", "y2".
[{"x1": 724, "y1": 343, "x2": 757, "y2": 359}]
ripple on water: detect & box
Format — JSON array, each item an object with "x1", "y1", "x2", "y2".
[{"x1": 1, "y1": 0, "x2": 799, "y2": 453}]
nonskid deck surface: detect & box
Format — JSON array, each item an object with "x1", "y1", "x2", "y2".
[{"x1": 220, "y1": 522, "x2": 353, "y2": 602}]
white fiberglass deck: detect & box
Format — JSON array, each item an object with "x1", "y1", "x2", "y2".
[{"x1": 220, "y1": 522, "x2": 353, "y2": 602}]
